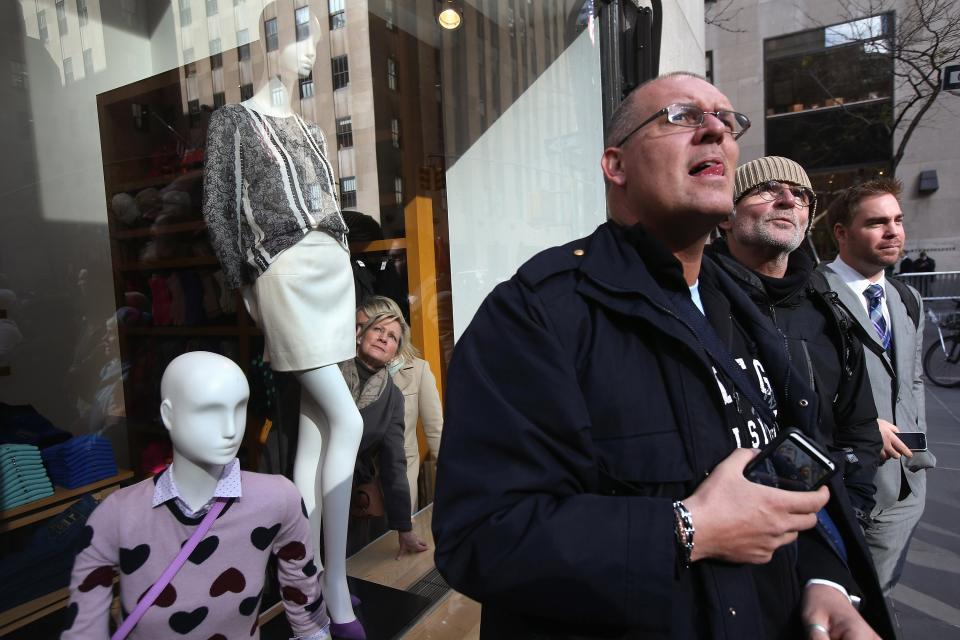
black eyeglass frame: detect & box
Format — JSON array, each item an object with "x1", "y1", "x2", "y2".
[
  {"x1": 740, "y1": 180, "x2": 816, "y2": 209},
  {"x1": 614, "y1": 103, "x2": 751, "y2": 147}
]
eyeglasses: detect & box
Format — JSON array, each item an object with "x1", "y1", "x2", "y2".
[
  {"x1": 746, "y1": 180, "x2": 815, "y2": 208},
  {"x1": 615, "y1": 103, "x2": 751, "y2": 147}
]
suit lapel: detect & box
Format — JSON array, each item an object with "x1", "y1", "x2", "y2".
[
  {"x1": 819, "y1": 265, "x2": 895, "y2": 375},
  {"x1": 885, "y1": 283, "x2": 914, "y2": 380}
]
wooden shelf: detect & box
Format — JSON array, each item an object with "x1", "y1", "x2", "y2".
[
  {"x1": 118, "y1": 256, "x2": 220, "y2": 271},
  {"x1": 0, "y1": 470, "x2": 134, "y2": 533},
  {"x1": 113, "y1": 220, "x2": 207, "y2": 239},
  {"x1": 349, "y1": 238, "x2": 407, "y2": 253},
  {"x1": 120, "y1": 325, "x2": 248, "y2": 337}
]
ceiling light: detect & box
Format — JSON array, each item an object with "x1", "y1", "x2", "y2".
[{"x1": 438, "y1": 1, "x2": 462, "y2": 30}]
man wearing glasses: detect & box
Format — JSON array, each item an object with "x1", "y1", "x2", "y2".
[
  {"x1": 433, "y1": 73, "x2": 892, "y2": 639},
  {"x1": 708, "y1": 157, "x2": 883, "y2": 523}
]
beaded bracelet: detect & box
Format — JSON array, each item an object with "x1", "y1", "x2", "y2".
[{"x1": 672, "y1": 500, "x2": 695, "y2": 569}]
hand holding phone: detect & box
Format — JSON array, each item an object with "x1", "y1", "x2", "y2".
[
  {"x1": 895, "y1": 431, "x2": 927, "y2": 452},
  {"x1": 743, "y1": 428, "x2": 837, "y2": 491}
]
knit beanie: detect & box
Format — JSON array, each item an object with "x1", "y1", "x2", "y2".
[{"x1": 733, "y1": 156, "x2": 817, "y2": 224}]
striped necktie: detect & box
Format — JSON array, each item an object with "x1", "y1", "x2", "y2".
[{"x1": 863, "y1": 284, "x2": 891, "y2": 350}]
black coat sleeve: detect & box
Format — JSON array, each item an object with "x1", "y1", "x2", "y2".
[
  {"x1": 830, "y1": 340, "x2": 882, "y2": 515},
  {"x1": 432, "y1": 277, "x2": 678, "y2": 631},
  {"x1": 378, "y1": 383, "x2": 412, "y2": 531}
]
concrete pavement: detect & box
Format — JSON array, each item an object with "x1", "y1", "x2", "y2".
[{"x1": 890, "y1": 342, "x2": 960, "y2": 637}]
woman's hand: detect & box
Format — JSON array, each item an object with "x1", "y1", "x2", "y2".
[{"x1": 396, "y1": 530, "x2": 429, "y2": 559}]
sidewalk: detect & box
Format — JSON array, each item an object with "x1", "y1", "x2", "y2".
[{"x1": 890, "y1": 379, "x2": 960, "y2": 638}]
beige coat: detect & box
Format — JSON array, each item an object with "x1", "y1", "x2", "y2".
[{"x1": 391, "y1": 357, "x2": 443, "y2": 511}]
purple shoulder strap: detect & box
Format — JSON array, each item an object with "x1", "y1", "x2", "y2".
[{"x1": 110, "y1": 498, "x2": 227, "y2": 640}]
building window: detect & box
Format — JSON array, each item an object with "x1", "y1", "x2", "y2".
[
  {"x1": 240, "y1": 83, "x2": 254, "y2": 100},
  {"x1": 206, "y1": 0, "x2": 218, "y2": 16},
  {"x1": 763, "y1": 13, "x2": 893, "y2": 171},
  {"x1": 295, "y1": 6, "x2": 311, "y2": 41},
  {"x1": 340, "y1": 176, "x2": 357, "y2": 208},
  {"x1": 385, "y1": 0, "x2": 395, "y2": 30},
  {"x1": 331, "y1": 55, "x2": 349, "y2": 89},
  {"x1": 705, "y1": 50, "x2": 713, "y2": 84},
  {"x1": 63, "y1": 57, "x2": 73, "y2": 84},
  {"x1": 38, "y1": 11, "x2": 48, "y2": 42},
  {"x1": 179, "y1": 0, "x2": 191, "y2": 27},
  {"x1": 271, "y1": 84, "x2": 285, "y2": 106},
  {"x1": 335, "y1": 116, "x2": 353, "y2": 148},
  {"x1": 238, "y1": 28, "x2": 250, "y2": 61},
  {"x1": 265, "y1": 17, "x2": 279, "y2": 52},
  {"x1": 212, "y1": 66, "x2": 224, "y2": 93},
  {"x1": 390, "y1": 117, "x2": 400, "y2": 148},
  {"x1": 56, "y1": 0, "x2": 68, "y2": 34},
  {"x1": 83, "y1": 48, "x2": 93, "y2": 77},
  {"x1": 11, "y1": 61, "x2": 28, "y2": 90},
  {"x1": 210, "y1": 38, "x2": 222, "y2": 68},
  {"x1": 299, "y1": 74, "x2": 314, "y2": 99},
  {"x1": 329, "y1": 0, "x2": 345, "y2": 30},
  {"x1": 77, "y1": 0, "x2": 88, "y2": 27},
  {"x1": 214, "y1": 92, "x2": 226, "y2": 108},
  {"x1": 394, "y1": 176, "x2": 403, "y2": 205},
  {"x1": 183, "y1": 47, "x2": 195, "y2": 63},
  {"x1": 387, "y1": 57, "x2": 398, "y2": 91}
]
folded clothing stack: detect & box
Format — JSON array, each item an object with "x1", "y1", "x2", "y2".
[
  {"x1": 41, "y1": 435, "x2": 118, "y2": 489},
  {"x1": 0, "y1": 444, "x2": 55, "y2": 510}
]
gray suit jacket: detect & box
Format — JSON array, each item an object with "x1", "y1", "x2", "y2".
[{"x1": 818, "y1": 264, "x2": 936, "y2": 511}]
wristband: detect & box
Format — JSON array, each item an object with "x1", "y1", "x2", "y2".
[{"x1": 672, "y1": 500, "x2": 695, "y2": 569}]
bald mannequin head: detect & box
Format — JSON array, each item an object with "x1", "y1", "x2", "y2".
[{"x1": 160, "y1": 351, "x2": 249, "y2": 468}]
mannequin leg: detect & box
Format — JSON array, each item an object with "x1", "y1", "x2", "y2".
[{"x1": 295, "y1": 365, "x2": 363, "y2": 625}]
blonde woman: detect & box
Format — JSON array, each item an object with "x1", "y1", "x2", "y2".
[{"x1": 356, "y1": 297, "x2": 443, "y2": 512}]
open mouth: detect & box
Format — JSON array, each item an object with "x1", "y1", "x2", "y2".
[{"x1": 689, "y1": 160, "x2": 724, "y2": 177}]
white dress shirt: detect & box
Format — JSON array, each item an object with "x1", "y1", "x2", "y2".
[{"x1": 826, "y1": 256, "x2": 892, "y2": 335}]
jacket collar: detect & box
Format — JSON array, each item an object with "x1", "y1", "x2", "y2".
[{"x1": 339, "y1": 358, "x2": 390, "y2": 409}]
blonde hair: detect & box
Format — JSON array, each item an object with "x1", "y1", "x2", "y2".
[{"x1": 356, "y1": 296, "x2": 419, "y2": 364}]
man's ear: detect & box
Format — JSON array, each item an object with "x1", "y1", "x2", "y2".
[
  {"x1": 833, "y1": 222, "x2": 846, "y2": 247},
  {"x1": 718, "y1": 214, "x2": 734, "y2": 233},
  {"x1": 600, "y1": 148, "x2": 627, "y2": 187},
  {"x1": 160, "y1": 399, "x2": 174, "y2": 433}
]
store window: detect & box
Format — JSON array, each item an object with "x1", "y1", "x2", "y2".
[
  {"x1": 329, "y1": 0, "x2": 345, "y2": 30},
  {"x1": 0, "y1": 2, "x2": 616, "y2": 634},
  {"x1": 331, "y1": 54, "x2": 349, "y2": 89},
  {"x1": 336, "y1": 116, "x2": 353, "y2": 148}
]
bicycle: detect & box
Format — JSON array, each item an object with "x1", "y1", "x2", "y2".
[{"x1": 923, "y1": 303, "x2": 960, "y2": 388}]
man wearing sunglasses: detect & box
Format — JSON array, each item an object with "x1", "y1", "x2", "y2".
[{"x1": 434, "y1": 74, "x2": 892, "y2": 639}]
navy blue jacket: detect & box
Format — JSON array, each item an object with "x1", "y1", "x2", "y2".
[{"x1": 433, "y1": 222, "x2": 893, "y2": 639}]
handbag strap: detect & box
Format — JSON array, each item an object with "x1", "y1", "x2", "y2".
[
  {"x1": 665, "y1": 289, "x2": 778, "y2": 429},
  {"x1": 111, "y1": 498, "x2": 227, "y2": 640}
]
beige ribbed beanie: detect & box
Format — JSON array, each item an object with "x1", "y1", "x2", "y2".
[{"x1": 733, "y1": 156, "x2": 816, "y2": 223}]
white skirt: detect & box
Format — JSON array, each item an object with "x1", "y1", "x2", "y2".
[{"x1": 254, "y1": 230, "x2": 356, "y2": 371}]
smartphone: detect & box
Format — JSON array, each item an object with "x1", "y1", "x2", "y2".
[
  {"x1": 743, "y1": 428, "x2": 838, "y2": 491},
  {"x1": 896, "y1": 432, "x2": 928, "y2": 452}
]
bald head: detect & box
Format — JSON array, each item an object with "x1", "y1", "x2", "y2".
[{"x1": 605, "y1": 72, "x2": 708, "y2": 148}]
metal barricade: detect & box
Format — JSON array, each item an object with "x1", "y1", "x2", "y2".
[{"x1": 894, "y1": 271, "x2": 960, "y2": 301}]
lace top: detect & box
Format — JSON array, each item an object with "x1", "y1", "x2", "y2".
[{"x1": 202, "y1": 102, "x2": 348, "y2": 289}]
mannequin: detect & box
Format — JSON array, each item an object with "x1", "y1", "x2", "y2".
[
  {"x1": 202, "y1": 3, "x2": 364, "y2": 636},
  {"x1": 63, "y1": 352, "x2": 330, "y2": 639}
]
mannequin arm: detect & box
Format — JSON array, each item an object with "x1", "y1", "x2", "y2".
[
  {"x1": 202, "y1": 108, "x2": 248, "y2": 289},
  {"x1": 63, "y1": 496, "x2": 120, "y2": 639}
]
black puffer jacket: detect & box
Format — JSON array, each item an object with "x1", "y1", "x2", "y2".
[{"x1": 706, "y1": 239, "x2": 883, "y2": 515}]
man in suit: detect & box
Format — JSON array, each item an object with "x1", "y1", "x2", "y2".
[{"x1": 818, "y1": 178, "x2": 937, "y2": 595}]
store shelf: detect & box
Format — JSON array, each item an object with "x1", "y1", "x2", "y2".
[
  {"x1": 119, "y1": 325, "x2": 246, "y2": 337},
  {"x1": 118, "y1": 256, "x2": 220, "y2": 271},
  {"x1": 112, "y1": 220, "x2": 207, "y2": 239},
  {"x1": 0, "y1": 470, "x2": 134, "y2": 533}
]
